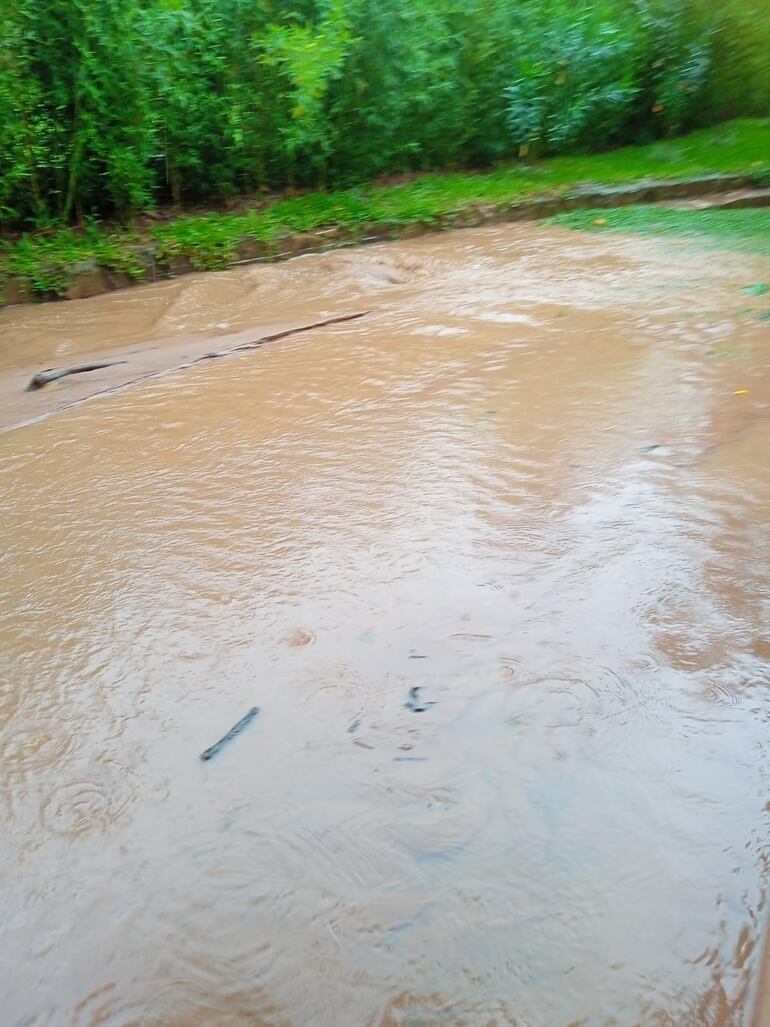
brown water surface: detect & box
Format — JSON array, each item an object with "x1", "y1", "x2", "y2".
[{"x1": 2, "y1": 225, "x2": 770, "y2": 1026}]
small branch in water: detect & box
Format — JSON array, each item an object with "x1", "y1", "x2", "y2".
[
  {"x1": 25, "y1": 361, "x2": 127, "y2": 392},
  {"x1": 405, "y1": 686, "x2": 435, "y2": 713},
  {"x1": 8, "y1": 311, "x2": 370, "y2": 434},
  {"x1": 199, "y1": 310, "x2": 370, "y2": 360},
  {"x1": 200, "y1": 706, "x2": 259, "y2": 761}
]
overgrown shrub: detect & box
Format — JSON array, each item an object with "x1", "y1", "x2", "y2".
[
  {"x1": 504, "y1": 5, "x2": 640, "y2": 155},
  {"x1": 0, "y1": 0, "x2": 767, "y2": 228}
]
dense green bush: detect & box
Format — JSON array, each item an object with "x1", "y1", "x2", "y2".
[
  {"x1": 0, "y1": 0, "x2": 767, "y2": 227},
  {"x1": 504, "y1": 4, "x2": 640, "y2": 154}
]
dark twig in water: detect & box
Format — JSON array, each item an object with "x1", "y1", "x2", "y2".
[
  {"x1": 26, "y1": 361, "x2": 127, "y2": 391},
  {"x1": 9, "y1": 313, "x2": 370, "y2": 434},
  {"x1": 200, "y1": 706, "x2": 259, "y2": 761},
  {"x1": 405, "y1": 686, "x2": 435, "y2": 713}
]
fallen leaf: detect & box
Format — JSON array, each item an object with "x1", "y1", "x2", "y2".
[{"x1": 733, "y1": 389, "x2": 750, "y2": 396}]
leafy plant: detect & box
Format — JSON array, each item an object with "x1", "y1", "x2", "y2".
[{"x1": 505, "y1": 6, "x2": 640, "y2": 155}]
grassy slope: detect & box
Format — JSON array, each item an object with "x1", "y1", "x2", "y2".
[
  {"x1": 2, "y1": 118, "x2": 769, "y2": 298},
  {"x1": 547, "y1": 207, "x2": 770, "y2": 255}
]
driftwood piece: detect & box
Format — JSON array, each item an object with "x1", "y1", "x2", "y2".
[
  {"x1": 200, "y1": 706, "x2": 260, "y2": 761},
  {"x1": 26, "y1": 361, "x2": 127, "y2": 391},
  {"x1": 6, "y1": 312, "x2": 370, "y2": 435}
]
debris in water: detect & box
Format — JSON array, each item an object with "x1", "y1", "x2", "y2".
[
  {"x1": 641, "y1": 444, "x2": 662, "y2": 452},
  {"x1": 353, "y1": 737, "x2": 376, "y2": 749},
  {"x1": 742, "y1": 283, "x2": 768, "y2": 296},
  {"x1": 405, "y1": 686, "x2": 435, "y2": 713},
  {"x1": 347, "y1": 717, "x2": 361, "y2": 734},
  {"x1": 25, "y1": 361, "x2": 127, "y2": 392},
  {"x1": 408, "y1": 654, "x2": 428, "y2": 659},
  {"x1": 733, "y1": 389, "x2": 750, "y2": 396},
  {"x1": 200, "y1": 706, "x2": 259, "y2": 761},
  {"x1": 16, "y1": 312, "x2": 370, "y2": 419}
]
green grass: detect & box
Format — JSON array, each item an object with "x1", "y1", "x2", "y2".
[
  {"x1": 546, "y1": 206, "x2": 770, "y2": 255},
  {"x1": 1, "y1": 221, "x2": 147, "y2": 297},
  {"x1": 2, "y1": 117, "x2": 769, "y2": 299}
]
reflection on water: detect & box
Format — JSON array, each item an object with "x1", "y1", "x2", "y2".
[{"x1": 1, "y1": 224, "x2": 770, "y2": 1026}]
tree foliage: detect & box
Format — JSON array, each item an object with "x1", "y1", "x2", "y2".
[{"x1": 0, "y1": 0, "x2": 767, "y2": 227}]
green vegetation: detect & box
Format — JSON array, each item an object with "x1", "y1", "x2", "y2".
[
  {"x1": 547, "y1": 205, "x2": 770, "y2": 255},
  {"x1": 1, "y1": 118, "x2": 768, "y2": 298},
  {"x1": 3, "y1": 223, "x2": 147, "y2": 298},
  {"x1": 1, "y1": 0, "x2": 768, "y2": 231}
]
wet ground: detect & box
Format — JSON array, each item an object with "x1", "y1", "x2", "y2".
[{"x1": 1, "y1": 224, "x2": 769, "y2": 1026}]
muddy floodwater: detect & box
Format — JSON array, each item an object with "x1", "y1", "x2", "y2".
[{"x1": 2, "y1": 224, "x2": 770, "y2": 1027}]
